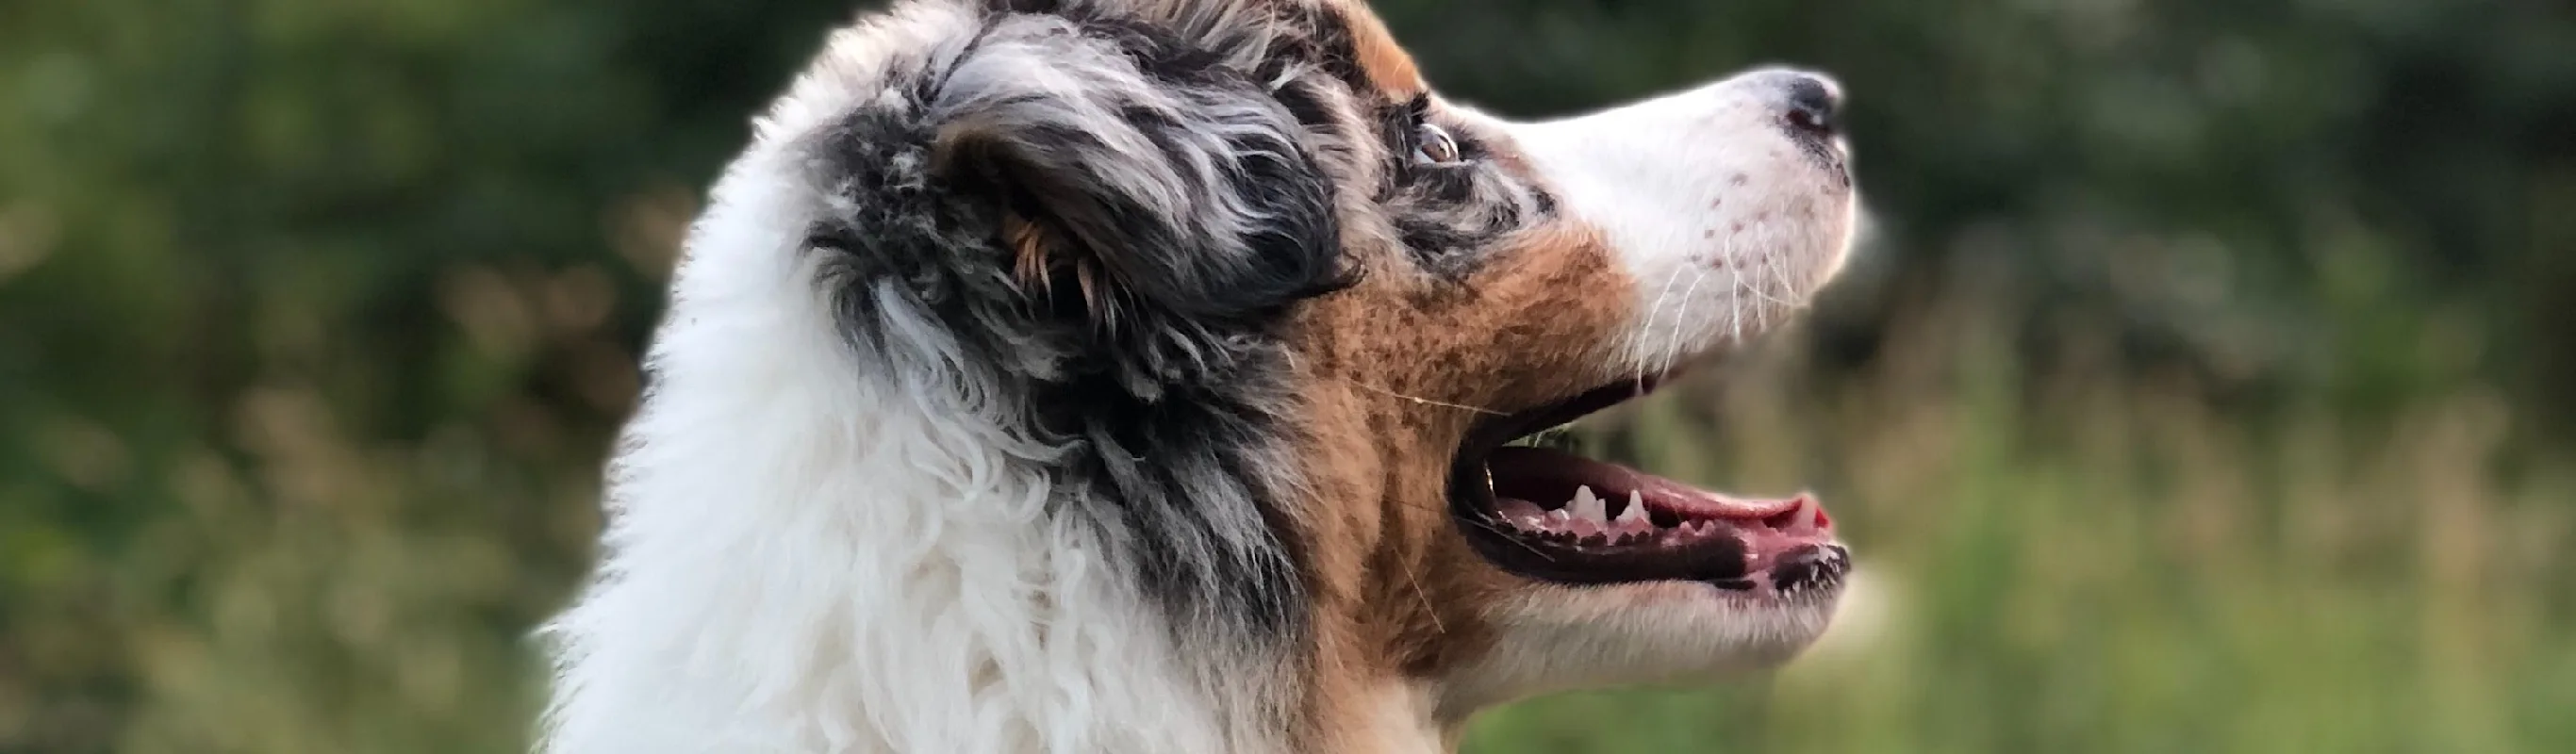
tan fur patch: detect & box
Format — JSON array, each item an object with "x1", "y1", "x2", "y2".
[
  {"x1": 1282, "y1": 216, "x2": 1634, "y2": 748},
  {"x1": 1321, "y1": 0, "x2": 1426, "y2": 98}
]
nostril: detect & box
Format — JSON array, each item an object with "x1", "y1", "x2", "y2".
[
  {"x1": 1779, "y1": 74, "x2": 1841, "y2": 136},
  {"x1": 1785, "y1": 103, "x2": 1832, "y2": 134}
]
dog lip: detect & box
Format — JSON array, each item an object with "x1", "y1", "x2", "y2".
[
  {"x1": 1445, "y1": 371, "x2": 1845, "y2": 588},
  {"x1": 1461, "y1": 372, "x2": 1676, "y2": 454},
  {"x1": 1767, "y1": 544, "x2": 1851, "y2": 593}
]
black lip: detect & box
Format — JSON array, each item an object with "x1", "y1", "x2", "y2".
[
  {"x1": 1459, "y1": 377, "x2": 1666, "y2": 454},
  {"x1": 1769, "y1": 544, "x2": 1852, "y2": 593},
  {"x1": 1447, "y1": 486, "x2": 1758, "y2": 585},
  {"x1": 1445, "y1": 375, "x2": 1770, "y2": 586}
]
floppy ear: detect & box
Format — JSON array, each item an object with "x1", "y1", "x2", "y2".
[{"x1": 927, "y1": 25, "x2": 1346, "y2": 326}]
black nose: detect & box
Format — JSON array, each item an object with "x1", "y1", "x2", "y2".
[{"x1": 1777, "y1": 74, "x2": 1842, "y2": 137}]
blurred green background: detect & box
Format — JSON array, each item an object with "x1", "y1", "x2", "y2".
[{"x1": 4, "y1": 0, "x2": 2572, "y2": 751}]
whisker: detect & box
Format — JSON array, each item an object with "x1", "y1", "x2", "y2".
[
  {"x1": 1661, "y1": 267, "x2": 1711, "y2": 379},
  {"x1": 1377, "y1": 494, "x2": 1561, "y2": 563},
  {"x1": 1640, "y1": 255, "x2": 1693, "y2": 385},
  {"x1": 1344, "y1": 379, "x2": 1509, "y2": 418},
  {"x1": 1726, "y1": 241, "x2": 1746, "y2": 344},
  {"x1": 1758, "y1": 237, "x2": 1801, "y2": 329},
  {"x1": 1395, "y1": 554, "x2": 1447, "y2": 636},
  {"x1": 1461, "y1": 515, "x2": 1560, "y2": 561}
]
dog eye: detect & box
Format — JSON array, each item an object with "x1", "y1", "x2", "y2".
[{"x1": 1411, "y1": 123, "x2": 1461, "y2": 166}]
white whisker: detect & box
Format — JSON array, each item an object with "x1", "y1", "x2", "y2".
[
  {"x1": 1663, "y1": 267, "x2": 1712, "y2": 378},
  {"x1": 1639, "y1": 258, "x2": 1693, "y2": 385},
  {"x1": 1345, "y1": 379, "x2": 1509, "y2": 418}
]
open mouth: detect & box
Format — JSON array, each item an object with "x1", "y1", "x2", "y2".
[{"x1": 1448, "y1": 374, "x2": 1848, "y2": 598}]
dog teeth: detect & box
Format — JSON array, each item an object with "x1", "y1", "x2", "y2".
[
  {"x1": 1570, "y1": 485, "x2": 1607, "y2": 525},
  {"x1": 1617, "y1": 491, "x2": 1649, "y2": 525}
]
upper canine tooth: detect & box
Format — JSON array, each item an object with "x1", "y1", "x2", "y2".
[
  {"x1": 1618, "y1": 491, "x2": 1648, "y2": 525},
  {"x1": 1570, "y1": 485, "x2": 1608, "y2": 524}
]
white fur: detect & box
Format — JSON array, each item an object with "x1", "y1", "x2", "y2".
[
  {"x1": 1507, "y1": 69, "x2": 1859, "y2": 376},
  {"x1": 537, "y1": 8, "x2": 1267, "y2": 753},
  {"x1": 1440, "y1": 586, "x2": 1841, "y2": 716}
]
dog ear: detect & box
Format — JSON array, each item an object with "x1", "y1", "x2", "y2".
[{"x1": 928, "y1": 26, "x2": 1346, "y2": 326}]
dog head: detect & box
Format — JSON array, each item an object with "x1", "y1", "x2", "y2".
[{"x1": 743, "y1": 0, "x2": 1857, "y2": 743}]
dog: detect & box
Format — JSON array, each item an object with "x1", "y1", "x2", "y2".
[{"x1": 538, "y1": 1, "x2": 1860, "y2": 751}]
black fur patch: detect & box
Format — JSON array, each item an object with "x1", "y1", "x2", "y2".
[{"x1": 1375, "y1": 103, "x2": 1552, "y2": 276}]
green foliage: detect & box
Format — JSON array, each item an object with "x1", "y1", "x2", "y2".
[{"x1": 2, "y1": 0, "x2": 2569, "y2": 751}]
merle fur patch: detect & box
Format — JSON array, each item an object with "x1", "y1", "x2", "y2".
[{"x1": 798, "y1": 4, "x2": 1355, "y2": 650}]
